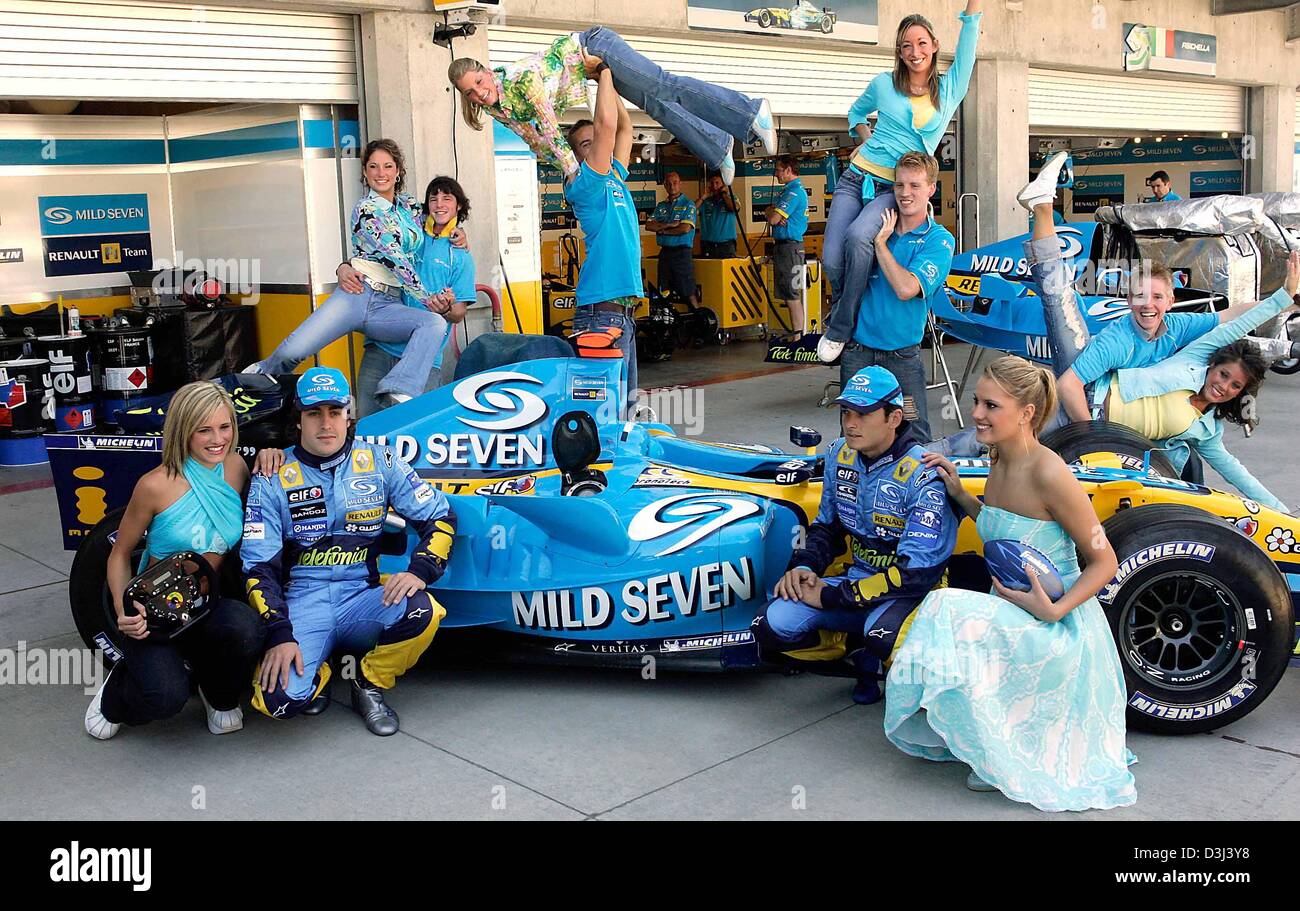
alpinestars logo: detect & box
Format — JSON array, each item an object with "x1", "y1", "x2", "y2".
[
  {"x1": 453, "y1": 372, "x2": 548, "y2": 431},
  {"x1": 628, "y1": 494, "x2": 761, "y2": 557}
]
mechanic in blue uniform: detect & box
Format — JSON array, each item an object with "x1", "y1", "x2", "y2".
[
  {"x1": 1143, "y1": 170, "x2": 1182, "y2": 203},
  {"x1": 647, "y1": 171, "x2": 700, "y2": 306},
  {"x1": 564, "y1": 58, "x2": 644, "y2": 414},
  {"x1": 765, "y1": 156, "x2": 810, "y2": 339},
  {"x1": 754, "y1": 366, "x2": 958, "y2": 704},
  {"x1": 242, "y1": 368, "x2": 456, "y2": 735},
  {"x1": 697, "y1": 173, "x2": 737, "y2": 259}
]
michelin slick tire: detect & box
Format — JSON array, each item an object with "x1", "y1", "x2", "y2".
[
  {"x1": 1100, "y1": 504, "x2": 1292, "y2": 734},
  {"x1": 1041, "y1": 420, "x2": 1178, "y2": 479}
]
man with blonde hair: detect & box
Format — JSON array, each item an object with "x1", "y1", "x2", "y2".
[{"x1": 839, "y1": 151, "x2": 954, "y2": 441}]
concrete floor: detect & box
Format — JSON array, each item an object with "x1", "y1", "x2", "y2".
[{"x1": 1, "y1": 338, "x2": 1297, "y2": 820}]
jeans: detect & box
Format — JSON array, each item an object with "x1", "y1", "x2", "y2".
[
  {"x1": 100, "y1": 598, "x2": 264, "y2": 726},
  {"x1": 356, "y1": 344, "x2": 442, "y2": 419},
  {"x1": 840, "y1": 342, "x2": 931, "y2": 441},
  {"x1": 928, "y1": 235, "x2": 1090, "y2": 458},
  {"x1": 573, "y1": 305, "x2": 638, "y2": 418},
  {"x1": 822, "y1": 167, "x2": 897, "y2": 343},
  {"x1": 581, "y1": 27, "x2": 760, "y2": 170},
  {"x1": 255, "y1": 283, "x2": 447, "y2": 399}
]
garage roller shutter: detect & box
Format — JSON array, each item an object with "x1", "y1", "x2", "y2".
[
  {"x1": 1029, "y1": 68, "x2": 1245, "y2": 134},
  {"x1": 489, "y1": 26, "x2": 895, "y2": 122},
  {"x1": 0, "y1": 0, "x2": 358, "y2": 102}
]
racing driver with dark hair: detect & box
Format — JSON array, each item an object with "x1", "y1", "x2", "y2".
[
  {"x1": 754, "y1": 365, "x2": 958, "y2": 704},
  {"x1": 242, "y1": 368, "x2": 456, "y2": 735}
]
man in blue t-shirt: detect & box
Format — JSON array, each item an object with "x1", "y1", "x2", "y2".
[
  {"x1": 697, "y1": 173, "x2": 737, "y2": 259},
  {"x1": 765, "y1": 156, "x2": 811, "y2": 339},
  {"x1": 648, "y1": 171, "x2": 699, "y2": 306},
  {"x1": 563, "y1": 58, "x2": 644, "y2": 413},
  {"x1": 1143, "y1": 170, "x2": 1182, "y2": 203},
  {"x1": 841, "y1": 151, "x2": 954, "y2": 442}
]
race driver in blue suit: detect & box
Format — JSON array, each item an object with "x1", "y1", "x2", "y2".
[
  {"x1": 242, "y1": 368, "x2": 455, "y2": 735},
  {"x1": 754, "y1": 366, "x2": 958, "y2": 704}
]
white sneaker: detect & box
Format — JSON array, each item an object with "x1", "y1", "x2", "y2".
[
  {"x1": 85, "y1": 668, "x2": 121, "y2": 741},
  {"x1": 719, "y1": 150, "x2": 736, "y2": 186},
  {"x1": 1017, "y1": 150, "x2": 1070, "y2": 212},
  {"x1": 816, "y1": 336, "x2": 845, "y2": 364},
  {"x1": 751, "y1": 98, "x2": 777, "y2": 156},
  {"x1": 241, "y1": 361, "x2": 267, "y2": 375},
  {"x1": 384, "y1": 392, "x2": 413, "y2": 408},
  {"x1": 966, "y1": 769, "x2": 998, "y2": 792},
  {"x1": 199, "y1": 686, "x2": 244, "y2": 735}
]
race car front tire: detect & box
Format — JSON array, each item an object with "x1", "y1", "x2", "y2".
[
  {"x1": 69, "y1": 507, "x2": 131, "y2": 665},
  {"x1": 1041, "y1": 420, "x2": 1178, "y2": 478},
  {"x1": 1101, "y1": 504, "x2": 1293, "y2": 735}
]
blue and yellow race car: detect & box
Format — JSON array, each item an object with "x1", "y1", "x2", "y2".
[
  {"x1": 60, "y1": 337, "x2": 1296, "y2": 737},
  {"x1": 745, "y1": 1, "x2": 837, "y2": 34}
]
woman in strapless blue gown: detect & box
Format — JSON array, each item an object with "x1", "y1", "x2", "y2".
[{"x1": 885, "y1": 355, "x2": 1136, "y2": 811}]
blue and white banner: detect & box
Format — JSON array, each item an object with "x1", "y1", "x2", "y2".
[{"x1": 37, "y1": 193, "x2": 150, "y2": 237}]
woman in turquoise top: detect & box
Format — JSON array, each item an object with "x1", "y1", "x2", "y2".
[
  {"x1": 85, "y1": 382, "x2": 264, "y2": 740},
  {"x1": 818, "y1": 1, "x2": 982, "y2": 364},
  {"x1": 889, "y1": 356, "x2": 1137, "y2": 812}
]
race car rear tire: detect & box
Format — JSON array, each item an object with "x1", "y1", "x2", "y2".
[
  {"x1": 819, "y1": 16, "x2": 833, "y2": 33},
  {"x1": 1041, "y1": 420, "x2": 1178, "y2": 478},
  {"x1": 69, "y1": 507, "x2": 130, "y2": 664},
  {"x1": 1100, "y1": 504, "x2": 1293, "y2": 734}
]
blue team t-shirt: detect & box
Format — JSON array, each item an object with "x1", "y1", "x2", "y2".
[
  {"x1": 1069, "y1": 310, "x2": 1218, "y2": 391},
  {"x1": 381, "y1": 235, "x2": 476, "y2": 358},
  {"x1": 651, "y1": 194, "x2": 697, "y2": 248},
  {"x1": 698, "y1": 195, "x2": 735, "y2": 243},
  {"x1": 852, "y1": 215, "x2": 955, "y2": 351},
  {"x1": 773, "y1": 178, "x2": 809, "y2": 242},
  {"x1": 564, "y1": 159, "x2": 645, "y2": 306}
]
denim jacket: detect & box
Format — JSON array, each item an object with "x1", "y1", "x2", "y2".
[{"x1": 1114, "y1": 286, "x2": 1292, "y2": 513}]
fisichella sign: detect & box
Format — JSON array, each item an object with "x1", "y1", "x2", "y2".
[{"x1": 1123, "y1": 23, "x2": 1217, "y2": 77}]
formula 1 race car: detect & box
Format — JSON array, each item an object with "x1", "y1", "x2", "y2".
[
  {"x1": 936, "y1": 192, "x2": 1300, "y2": 371},
  {"x1": 60, "y1": 336, "x2": 1297, "y2": 735},
  {"x1": 744, "y1": 1, "x2": 837, "y2": 34}
]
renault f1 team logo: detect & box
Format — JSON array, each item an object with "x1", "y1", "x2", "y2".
[
  {"x1": 452, "y1": 372, "x2": 548, "y2": 431},
  {"x1": 629, "y1": 494, "x2": 761, "y2": 557}
]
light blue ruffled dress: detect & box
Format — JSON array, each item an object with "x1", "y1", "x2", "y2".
[{"x1": 884, "y1": 505, "x2": 1137, "y2": 812}]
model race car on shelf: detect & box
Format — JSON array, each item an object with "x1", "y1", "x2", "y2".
[
  {"x1": 936, "y1": 192, "x2": 1300, "y2": 373},
  {"x1": 56, "y1": 334, "x2": 1296, "y2": 736},
  {"x1": 744, "y1": 1, "x2": 837, "y2": 34}
]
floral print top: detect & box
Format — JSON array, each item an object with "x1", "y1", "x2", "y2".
[
  {"x1": 488, "y1": 33, "x2": 588, "y2": 177},
  {"x1": 351, "y1": 189, "x2": 432, "y2": 307}
]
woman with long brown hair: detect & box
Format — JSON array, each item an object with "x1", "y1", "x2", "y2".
[
  {"x1": 247, "y1": 139, "x2": 448, "y2": 408},
  {"x1": 818, "y1": 1, "x2": 983, "y2": 364}
]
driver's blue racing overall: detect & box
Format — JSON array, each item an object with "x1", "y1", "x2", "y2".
[
  {"x1": 242, "y1": 438, "x2": 456, "y2": 717},
  {"x1": 756, "y1": 424, "x2": 958, "y2": 703}
]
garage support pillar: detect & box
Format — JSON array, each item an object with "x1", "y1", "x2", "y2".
[
  {"x1": 960, "y1": 57, "x2": 1030, "y2": 251},
  {"x1": 359, "y1": 12, "x2": 500, "y2": 352},
  {"x1": 1245, "y1": 84, "x2": 1297, "y2": 194}
]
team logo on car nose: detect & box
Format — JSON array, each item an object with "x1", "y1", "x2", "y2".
[
  {"x1": 629, "y1": 494, "x2": 761, "y2": 557},
  {"x1": 453, "y1": 372, "x2": 548, "y2": 431}
]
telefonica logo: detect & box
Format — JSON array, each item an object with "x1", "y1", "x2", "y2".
[{"x1": 43, "y1": 206, "x2": 73, "y2": 225}]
